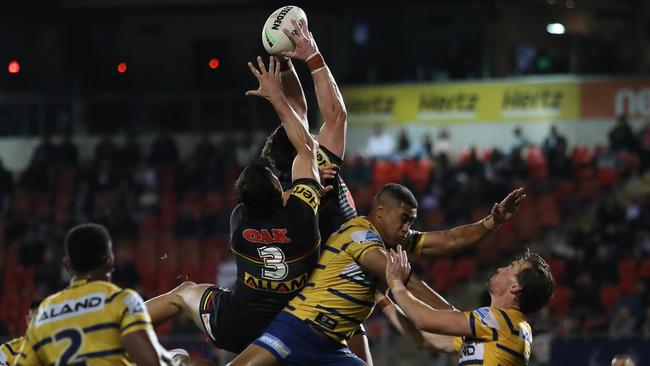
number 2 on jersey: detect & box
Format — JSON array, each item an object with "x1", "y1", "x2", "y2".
[
  {"x1": 54, "y1": 328, "x2": 86, "y2": 366},
  {"x1": 258, "y1": 246, "x2": 288, "y2": 280}
]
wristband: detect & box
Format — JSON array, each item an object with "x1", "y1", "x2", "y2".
[
  {"x1": 377, "y1": 297, "x2": 392, "y2": 310},
  {"x1": 306, "y1": 52, "x2": 325, "y2": 72}
]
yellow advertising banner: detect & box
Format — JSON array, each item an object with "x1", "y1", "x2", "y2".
[{"x1": 341, "y1": 80, "x2": 581, "y2": 124}]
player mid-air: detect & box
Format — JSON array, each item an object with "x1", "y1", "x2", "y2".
[{"x1": 145, "y1": 55, "x2": 324, "y2": 355}]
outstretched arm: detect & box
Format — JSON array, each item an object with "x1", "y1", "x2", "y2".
[
  {"x1": 278, "y1": 58, "x2": 308, "y2": 124},
  {"x1": 283, "y1": 18, "x2": 347, "y2": 159},
  {"x1": 246, "y1": 56, "x2": 319, "y2": 183},
  {"x1": 376, "y1": 291, "x2": 456, "y2": 353},
  {"x1": 386, "y1": 247, "x2": 471, "y2": 337},
  {"x1": 404, "y1": 188, "x2": 526, "y2": 258},
  {"x1": 360, "y1": 245, "x2": 454, "y2": 311}
]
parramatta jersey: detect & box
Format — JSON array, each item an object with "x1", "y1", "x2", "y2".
[
  {"x1": 229, "y1": 178, "x2": 321, "y2": 325},
  {"x1": 15, "y1": 279, "x2": 153, "y2": 366},
  {"x1": 286, "y1": 216, "x2": 384, "y2": 341},
  {"x1": 316, "y1": 146, "x2": 357, "y2": 241},
  {"x1": 0, "y1": 337, "x2": 23, "y2": 366},
  {"x1": 453, "y1": 306, "x2": 532, "y2": 366}
]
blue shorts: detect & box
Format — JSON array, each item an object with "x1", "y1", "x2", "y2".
[{"x1": 253, "y1": 312, "x2": 366, "y2": 366}]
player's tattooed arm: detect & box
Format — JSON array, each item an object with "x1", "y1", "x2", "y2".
[
  {"x1": 246, "y1": 56, "x2": 319, "y2": 184},
  {"x1": 282, "y1": 18, "x2": 347, "y2": 159},
  {"x1": 385, "y1": 247, "x2": 471, "y2": 337},
  {"x1": 406, "y1": 188, "x2": 526, "y2": 258}
]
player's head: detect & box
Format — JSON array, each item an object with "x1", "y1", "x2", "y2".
[
  {"x1": 26, "y1": 299, "x2": 42, "y2": 326},
  {"x1": 261, "y1": 125, "x2": 295, "y2": 177},
  {"x1": 488, "y1": 249, "x2": 555, "y2": 315},
  {"x1": 64, "y1": 223, "x2": 114, "y2": 277},
  {"x1": 370, "y1": 183, "x2": 418, "y2": 247},
  {"x1": 235, "y1": 162, "x2": 283, "y2": 213},
  {"x1": 612, "y1": 355, "x2": 636, "y2": 366}
]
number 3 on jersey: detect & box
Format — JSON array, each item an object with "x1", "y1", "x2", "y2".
[{"x1": 258, "y1": 246, "x2": 288, "y2": 280}]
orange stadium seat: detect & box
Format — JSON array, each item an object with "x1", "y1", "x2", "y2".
[
  {"x1": 597, "y1": 167, "x2": 620, "y2": 188},
  {"x1": 536, "y1": 194, "x2": 560, "y2": 228},
  {"x1": 547, "y1": 257, "x2": 566, "y2": 285},
  {"x1": 638, "y1": 257, "x2": 650, "y2": 279},
  {"x1": 452, "y1": 258, "x2": 477, "y2": 280}
]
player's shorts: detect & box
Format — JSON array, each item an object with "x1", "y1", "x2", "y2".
[
  {"x1": 198, "y1": 286, "x2": 270, "y2": 353},
  {"x1": 253, "y1": 312, "x2": 366, "y2": 366}
]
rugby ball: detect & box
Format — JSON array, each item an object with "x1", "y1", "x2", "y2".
[{"x1": 261, "y1": 5, "x2": 307, "y2": 55}]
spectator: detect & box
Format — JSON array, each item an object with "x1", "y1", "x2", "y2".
[
  {"x1": 542, "y1": 125, "x2": 567, "y2": 161},
  {"x1": 94, "y1": 133, "x2": 118, "y2": 164},
  {"x1": 30, "y1": 133, "x2": 56, "y2": 167},
  {"x1": 149, "y1": 131, "x2": 179, "y2": 166},
  {"x1": 55, "y1": 132, "x2": 78, "y2": 168},
  {"x1": 395, "y1": 129, "x2": 411, "y2": 157},
  {"x1": 505, "y1": 126, "x2": 531, "y2": 153},
  {"x1": 433, "y1": 128, "x2": 453, "y2": 158},
  {"x1": 116, "y1": 132, "x2": 141, "y2": 170},
  {"x1": 609, "y1": 115, "x2": 638, "y2": 152},
  {"x1": 608, "y1": 306, "x2": 636, "y2": 338},
  {"x1": 411, "y1": 134, "x2": 434, "y2": 159},
  {"x1": 365, "y1": 124, "x2": 394, "y2": 159}
]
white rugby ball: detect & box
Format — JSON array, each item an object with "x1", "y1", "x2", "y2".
[{"x1": 261, "y1": 5, "x2": 307, "y2": 55}]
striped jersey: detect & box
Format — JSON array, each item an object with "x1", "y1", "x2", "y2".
[
  {"x1": 16, "y1": 279, "x2": 153, "y2": 366},
  {"x1": 0, "y1": 337, "x2": 23, "y2": 366},
  {"x1": 286, "y1": 216, "x2": 383, "y2": 341},
  {"x1": 316, "y1": 146, "x2": 357, "y2": 241},
  {"x1": 453, "y1": 306, "x2": 532, "y2": 366}
]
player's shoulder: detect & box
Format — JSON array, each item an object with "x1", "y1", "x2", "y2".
[
  {"x1": 336, "y1": 217, "x2": 383, "y2": 246},
  {"x1": 472, "y1": 306, "x2": 502, "y2": 330},
  {"x1": 0, "y1": 336, "x2": 24, "y2": 355}
]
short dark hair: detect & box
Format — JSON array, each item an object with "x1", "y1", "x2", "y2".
[
  {"x1": 64, "y1": 223, "x2": 113, "y2": 273},
  {"x1": 234, "y1": 162, "x2": 283, "y2": 213},
  {"x1": 374, "y1": 183, "x2": 418, "y2": 209},
  {"x1": 261, "y1": 125, "x2": 295, "y2": 176},
  {"x1": 29, "y1": 299, "x2": 42, "y2": 310},
  {"x1": 515, "y1": 249, "x2": 555, "y2": 314}
]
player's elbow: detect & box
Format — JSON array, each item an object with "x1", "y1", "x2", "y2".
[{"x1": 297, "y1": 136, "x2": 318, "y2": 156}]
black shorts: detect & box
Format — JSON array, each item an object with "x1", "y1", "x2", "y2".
[{"x1": 198, "y1": 286, "x2": 272, "y2": 354}]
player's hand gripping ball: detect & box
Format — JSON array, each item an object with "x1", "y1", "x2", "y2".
[{"x1": 262, "y1": 5, "x2": 307, "y2": 55}]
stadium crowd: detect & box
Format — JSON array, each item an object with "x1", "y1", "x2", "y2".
[{"x1": 1, "y1": 116, "x2": 650, "y2": 352}]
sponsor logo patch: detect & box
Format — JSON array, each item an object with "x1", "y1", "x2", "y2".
[
  {"x1": 35, "y1": 293, "x2": 106, "y2": 326},
  {"x1": 475, "y1": 307, "x2": 500, "y2": 329},
  {"x1": 350, "y1": 230, "x2": 382, "y2": 245},
  {"x1": 258, "y1": 333, "x2": 292, "y2": 358}
]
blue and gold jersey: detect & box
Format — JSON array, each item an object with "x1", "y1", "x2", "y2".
[
  {"x1": 16, "y1": 279, "x2": 153, "y2": 366},
  {"x1": 286, "y1": 216, "x2": 384, "y2": 341},
  {"x1": 453, "y1": 306, "x2": 532, "y2": 366},
  {"x1": 0, "y1": 337, "x2": 24, "y2": 366}
]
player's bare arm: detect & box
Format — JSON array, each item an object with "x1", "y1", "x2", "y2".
[
  {"x1": 246, "y1": 56, "x2": 319, "y2": 183},
  {"x1": 375, "y1": 291, "x2": 456, "y2": 353},
  {"x1": 408, "y1": 188, "x2": 526, "y2": 258},
  {"x1": 122, "y1": 330, "x2": 174, "y2": 366},
  {"x1": 360, "y1": 245, "x2": 453, "y2": 311},
  {"x1": 277, "y1": 56, "x2": 308, "y2": 124},
  {"x1": 282, "y1": 18, "x2": 347, "y2": 158},
  {"x1": 386, "y1": 247, "x2": 471, "y2": 337}
]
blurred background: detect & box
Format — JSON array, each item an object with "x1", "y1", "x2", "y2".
[{"x1": 1, "y1": 0, "x2": 650, "y2": 365}]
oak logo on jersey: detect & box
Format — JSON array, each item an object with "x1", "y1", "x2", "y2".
[
  {"x1": 242, "y1": 229, "x2": 291, "y2": 244},
  {"x1": 292, "y1": 184, "x2": 319, "y2": 213},
  {"x1": 34, "y1": 293, "x2": 106, "y2": 326},
  {"x1": 243, "y1": 272, "x2": 308, "y2": 293}
]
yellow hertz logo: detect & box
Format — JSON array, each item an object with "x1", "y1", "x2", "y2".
[
  {"x1": 244, "y1": 272, "x2": 308, "y2": 293},
  {"x1": 292, "y1": 185, "x2": 319, "y2": 213}
]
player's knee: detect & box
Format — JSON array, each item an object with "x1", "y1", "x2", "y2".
[{"x1": 168, "y1": 281, "x2": 198, "y2": 305}]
